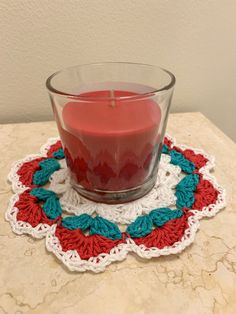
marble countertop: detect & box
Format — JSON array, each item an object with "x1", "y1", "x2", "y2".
[{"x1": 0, "y1": 112, "x2": 235, "y2": 314}]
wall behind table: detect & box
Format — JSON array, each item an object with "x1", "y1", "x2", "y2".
[{"x1": 1, "y1": 0, "x2": 235, "y2": 141}]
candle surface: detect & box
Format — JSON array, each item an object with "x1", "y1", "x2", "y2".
[{"x1": 57, "y1": 90, "x2": 161, "y2": 190}]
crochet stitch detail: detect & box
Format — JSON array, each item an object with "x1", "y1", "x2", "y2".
[
  {"x1": 33, "y1": 158, "x2": 60, "y2": 185},
  {"x1": 5, "y1": 135, "x2": 226, "y2": 272}
]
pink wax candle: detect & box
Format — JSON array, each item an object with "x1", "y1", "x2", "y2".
[{"x1": 57, "y1": 90, "x2": 161, "y2": 191}]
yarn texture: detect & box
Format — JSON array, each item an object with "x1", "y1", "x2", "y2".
[{"x1": 5, "y1": 135, "x2": 226, "y2": 273}]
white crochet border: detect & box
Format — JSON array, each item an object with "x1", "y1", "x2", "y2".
[
  {"x1": 6, "y1": 135, "x2": 226, "y2": 272},
  {"x1": 46, "y1": 214, "x2": 200, "y2": 273}
]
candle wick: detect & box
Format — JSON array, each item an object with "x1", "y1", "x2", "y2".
[{"x1": 110, "y1": 90, "x2": 116, "y2": 108}]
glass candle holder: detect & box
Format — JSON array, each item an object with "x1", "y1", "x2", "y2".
[{"x1": 46, "y1": 62, "x2": 175, "y2": 204}]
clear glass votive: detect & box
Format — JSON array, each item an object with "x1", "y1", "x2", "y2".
[{"x1": 46, "y1": 62, "x2": 175, "y2": 204}]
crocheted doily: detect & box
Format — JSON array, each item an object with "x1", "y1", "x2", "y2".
[{"x1": 6, "y1": 135, "x2": 226, "y2": 273}]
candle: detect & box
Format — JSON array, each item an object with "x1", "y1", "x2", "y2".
[
  {"x1": 57, "y1": 90, "x2": 161, "y2": 191},
  {"x1": 47, "y1": 63, "x2": 176, "y2": 203}
]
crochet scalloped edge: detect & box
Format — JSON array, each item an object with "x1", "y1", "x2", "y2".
[
  {"x1": 5, "y1": 134, "x2": 226, "y2": 272},
  {"x1": 6, "y1": 194, "x2": 52, "y2": 239},
  {"x1": 45, "y1": 214, "x2": 200, "y2": 273}
]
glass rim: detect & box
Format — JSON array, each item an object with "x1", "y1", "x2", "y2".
[{"x1": 46, "y1": 62, "x2": 176, "y2": 101}]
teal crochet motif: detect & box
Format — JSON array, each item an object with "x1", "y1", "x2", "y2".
[
  {"x1": 162, "y1": 146, "x2": 195, "y2": 173},
  {"x1": 126, "y1": 215, "x2": 152, "y2": 238},
  {"x1": 33, "y1": 158, "x2": 60, "y2": 185},
  {"x1": 127, "y1": 208, "x2": 183, "y2": 238},
  {"x1": 90, "y1": 216, "x2": 122, "y2": 240},
  {"x1": 175, "y1": 174, "x2": 199, "y2": 208},
  {"x1": 53, "y1": 148, "x2": 65, "y2": 159},
  {"x1": 43, "y1": 197, "x2": 62, "y2": 220},
  {"x1": 31, "y1": 188, "x2": 56, "y2": 200},
  {"x1": 61, "y1": 208, "x2": 184, "y2": 240},
  {"x1": 31, "y1": 188, "x2": 62, "y2": 220},
  {"x1": 61, "y1": 215, "x2": 122, "y2": 240},
  {"x1": 169, "y1": 150, "x2": 195, "y2": 174},
  {"x1": 162, "y1": 144, "x2": 169, "y2": 154},
  {"x1": 149, "y1": 207, "x2": 183, "y2": 226},
  {"x1": 62, "y1": 214, "x2": 93, "y2": 231}
]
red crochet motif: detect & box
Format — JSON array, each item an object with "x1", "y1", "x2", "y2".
[
  {"x1": 182, "y1": 149, "x2": 208, "y2": 169},
  {"x1": 15, "y1": 191, "x2": 56, "y2": 227},
  {"x1": 193, "y1": 175, "x2": 219, "y2": 210},
  {"x1": 164, "y1": 137, "x2": 173, "y2": 148},
  {"x1": 55, "y1": 226, "x2": 125, "y2": 260},
  {"x1": 172, "y1": 145, "x2": 183, "y2": 153},
  {"x1": 172, "y1": 146, "x2": 208, "y2": 169},
  {"x1": 46, "y1": 141, "x2": 62, "y2": 158},
  {"x1": 133, "y1": 209, "x2": 192, "y2": 248},
  {"x1": 17, "y1": 157, "x2": 45, "y2": 188}
]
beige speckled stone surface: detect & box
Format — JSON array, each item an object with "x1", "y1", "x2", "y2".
[{"x1": 0, "y1": 112, "x2": 235, "y2": 314}]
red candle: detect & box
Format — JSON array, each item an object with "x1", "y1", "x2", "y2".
[{"x1": 57, "y1": 90, "x2": 161, "y2": 191}]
